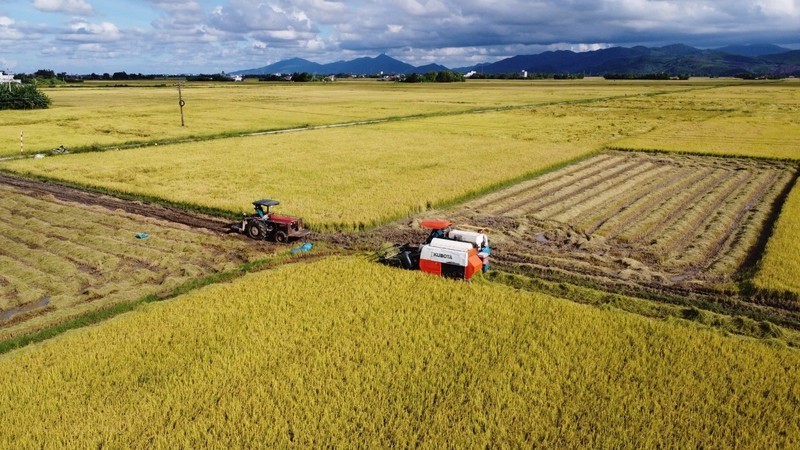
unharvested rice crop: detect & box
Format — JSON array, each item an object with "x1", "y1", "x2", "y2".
[
  {"x1": 452, "y1": 151, "x2": 795, "y2": 295},
  {"x1": 0, "y1": 184, "x2": 262, "y2": 340},
  {"x1": 611, "y1": 82, "x2": 800, "y2": 159},
  {"x1": 1, "y1": 104, "x2": 662, "y2": 230},
  {"x1": 0, "y1": 80, "x2": 673, "y2": 156},
  {"x1": 754, "y1": 179, "x2": 800, "y2": 297},
  {"x1": 0, "y1": 257, "x2": 797, "y2": 448}
]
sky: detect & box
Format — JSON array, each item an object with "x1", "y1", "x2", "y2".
[{"x1": 0, "y1": 0, "x2": 799, "y2": 74}]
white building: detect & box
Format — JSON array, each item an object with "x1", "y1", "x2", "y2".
[{"x1": 0, "y1": 72, "x2": 21, "y2": 84}]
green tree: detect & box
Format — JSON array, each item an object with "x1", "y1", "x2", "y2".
[{"x1": 0, "y1": 83, "x2": 52, "y2": 110}]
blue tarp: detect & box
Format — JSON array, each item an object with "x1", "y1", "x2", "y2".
[{"x1": 291, "y1": 242, "x2": 313, "y2": 254}]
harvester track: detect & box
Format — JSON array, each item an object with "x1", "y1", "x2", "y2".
[{"x1": 0, "y1": 172, "x2": 233, "y2": 234}]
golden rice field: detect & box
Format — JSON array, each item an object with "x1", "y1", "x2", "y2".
[
  {"x1": 754, "y1": 182, "x2": 800, "y2": 296},
  {"x1": 2, "y1": 103, "x2": 662, "y2": 230},
  {"x1": 611, "y1": 81, "x2": 800, "y2": 159},
  {"x1": 0, "y1": 79, "x2": 681, "y2": 157},
  {"x1": 0, "y1": 183, "x2": 262, "y2": 340},
  {"x1": 0, "y1": 257, "x2": 797, "y2": 448},
  {"x1": 3, "y1": 80, "x2": 800, "y2": 297}
]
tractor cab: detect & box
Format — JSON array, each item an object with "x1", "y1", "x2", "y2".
[{"x1": 253, "y1": 199, "x2": 279, "y2": 219}]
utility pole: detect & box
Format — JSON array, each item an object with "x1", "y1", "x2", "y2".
[{"x1": 177, "y1": 82, "x2": 186, "y2": 127}]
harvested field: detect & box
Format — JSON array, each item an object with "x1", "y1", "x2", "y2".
[
  {"x1": 446, "y1": 151, "x2": 797, "y2": 294},
  {"x1": 0, "y1": 181, "x2": 266, "y2": 340}
]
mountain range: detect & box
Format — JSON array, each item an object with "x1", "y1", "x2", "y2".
[{"x1": 231, "y1": 44, "x2": 800, "y2": 77}]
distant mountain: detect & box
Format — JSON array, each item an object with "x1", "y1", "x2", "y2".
[
  {"x1": 414, "y1": 63, "x2": 450, "y2": 73},
  {"x1": 459, "y1": 44, "x2": 799, "y2": 76},
  {"x1": 715, "y1": 44, "x2": 791, "y2": 57},
  {"x1": 234, "y1": 57, "x2": 323, "y2": 76},
  {"x1": 232, "y1": 54, "x2": 433, "y2": 76},
  {"x1": 323, "y1": 54, "x2": 416, "y2": 75},
  {"x1": 232, "y1": 44, "x2": 800, "y2": 77}
]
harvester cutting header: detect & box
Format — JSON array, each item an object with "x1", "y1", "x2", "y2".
[{"x1": 382, "y1": 219, "x2": 490, "y2": 281}]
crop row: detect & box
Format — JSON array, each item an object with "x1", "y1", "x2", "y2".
[
  {"x1": 465, "y1": 152, "x2": 794, "y2": 293},
  {"x1": 0, "y1": 185, "x2": 261, "y2": 339},
  {"x1": 754, "y1": 181, "x2": 800, "y2": 297}
]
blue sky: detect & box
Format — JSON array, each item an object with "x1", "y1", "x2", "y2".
[{"x1": 1, "y1": 0, "x2": 799, "y2": 74}]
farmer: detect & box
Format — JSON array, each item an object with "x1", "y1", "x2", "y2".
[{"x1": 478, "y1": 238, "x2": 491, "y2": 273}]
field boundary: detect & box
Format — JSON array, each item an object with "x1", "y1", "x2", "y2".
[
  {"x1": 487, "y1": 270, "x2": 798, "y2": 347},
  {"x1": 607, "y1": 146, "x2": 800, "y2": 164},
  {"x1": 1, "y1": 84, "x2": 719, "y2": 161}
]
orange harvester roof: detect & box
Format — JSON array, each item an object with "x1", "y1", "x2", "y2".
[{"x1": 420, "y1": 219, "x2": 452, "y2": 229}]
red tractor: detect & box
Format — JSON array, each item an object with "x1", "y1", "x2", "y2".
[{"x1": 230, "y1": 199, "x2": 311, "y2": 243}]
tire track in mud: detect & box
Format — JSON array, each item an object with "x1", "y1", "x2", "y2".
[{"x1": 0, "y1": 172, "x2": 235, "y2": 234}]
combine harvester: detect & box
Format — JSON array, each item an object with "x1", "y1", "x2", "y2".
[{"x1": 382, "y1": 220, "x2": 490, "y2": 281}]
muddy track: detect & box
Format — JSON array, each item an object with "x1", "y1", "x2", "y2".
[{"x1": 0, "y1": 172, "x2": 235, "y2": 234}]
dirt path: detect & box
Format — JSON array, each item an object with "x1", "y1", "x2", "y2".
[{"x1": 0, "y1": 172, "x2": 234, "y2": 233}]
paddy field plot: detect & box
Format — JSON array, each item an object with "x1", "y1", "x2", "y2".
[
  {"x1": 0, "y1": 79, "x2": 678, "y2": 157},
  {"x1": 1, "y1": 256, "x2": 798, "y2": 448},
  {"x1": 0, "y1": 183, "x2": 263, "y2": 340},
  {"x1": 610, "y1": 82, "x2": 800, "y2": 159},
  {"x1": 445, "y1": 151, "x2": 797, "y2": 297},
  {"x1": 754, "y1": 183, "x2": 800, "y2": 297},
  {"x1": 2, "y1": 104, "x2": 662, "y2": 230}
]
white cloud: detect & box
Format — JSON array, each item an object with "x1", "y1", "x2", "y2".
[
  {"x1": 61, "y1": 20, "x2": 121, "y2": 42},
  {"x1": 77, "y1": 42, "x2": 105, "y2": 52},
  {"x1": 8, "y1": 0, "x2": 800, "y2": 74},
  {"x1": 33, "y1": 0, "x2": 94, "y2": 15},
  {"x1": 0, "y1": 15, "x2": 23, "y2": 40}
]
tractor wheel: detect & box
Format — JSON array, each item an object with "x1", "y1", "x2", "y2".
[
  {"x1": 275, "y1": 231, "x2": 288, "y2": 243},
  {"x1": 246, "y1": 221, "x2": 268, "y2": 240}
]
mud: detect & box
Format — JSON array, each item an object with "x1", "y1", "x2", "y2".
[{"x1": 0, "y1": 172, "x2": 253, "y2": 237}]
